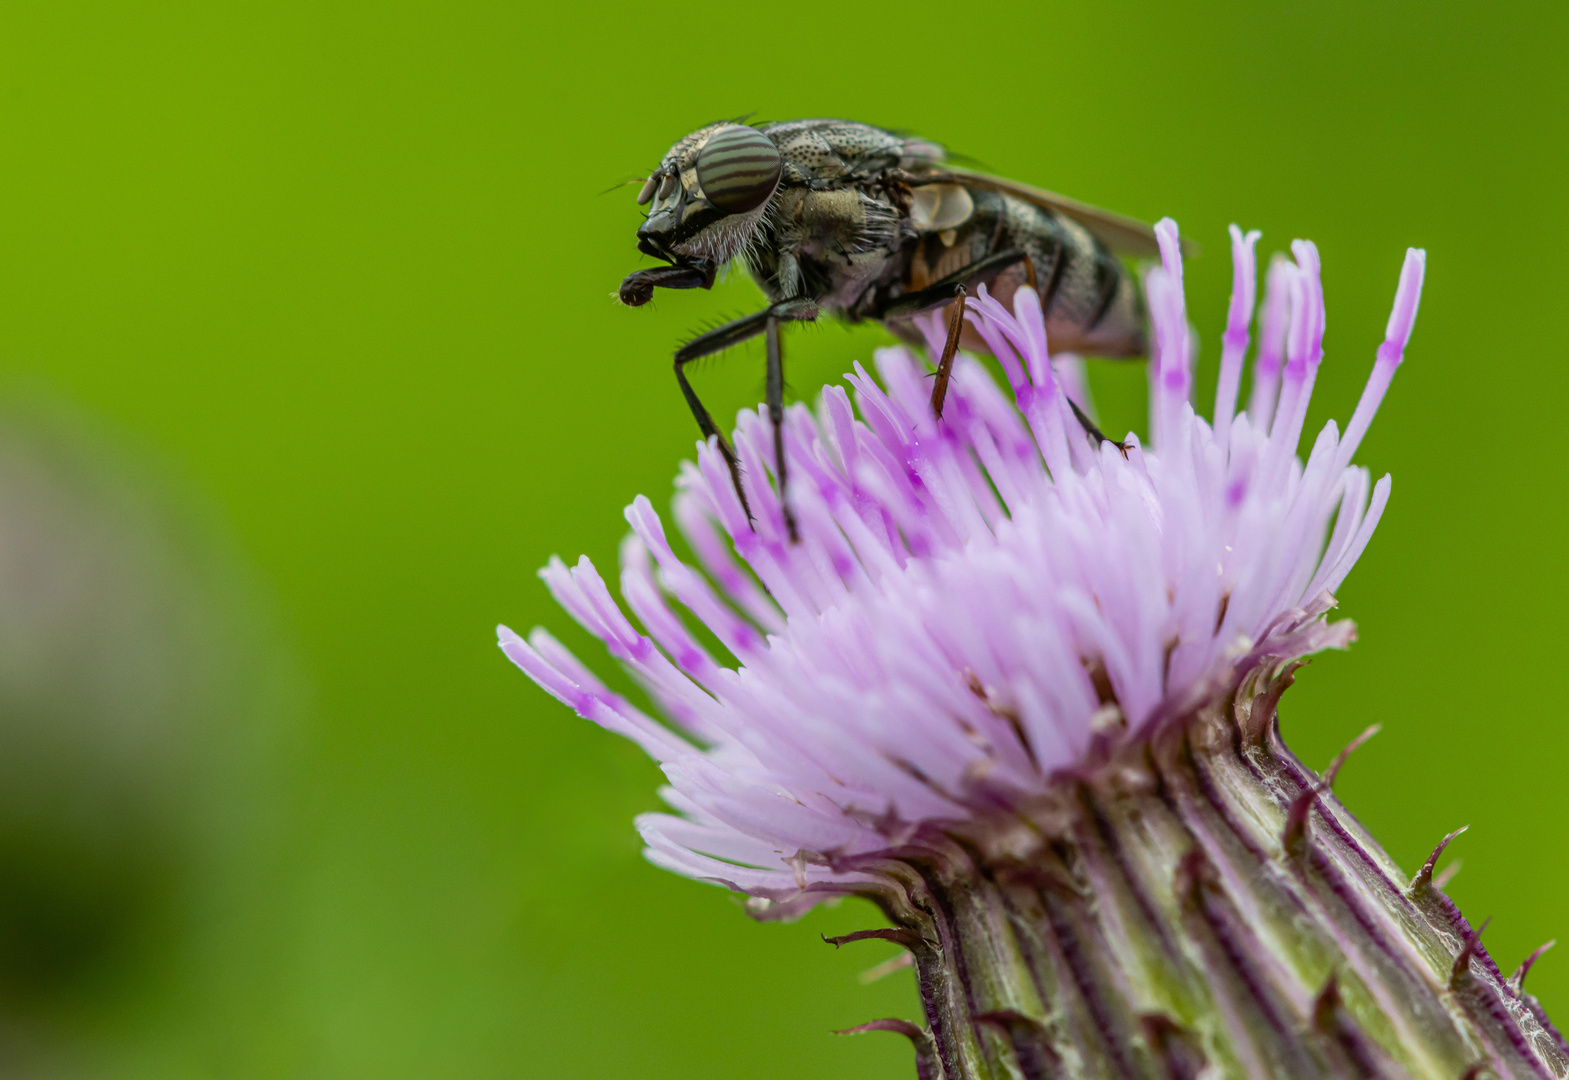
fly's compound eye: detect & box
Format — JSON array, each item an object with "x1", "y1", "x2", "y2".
[{"x1": 694, "y1": 126, "x2": 782, "y2": 214}]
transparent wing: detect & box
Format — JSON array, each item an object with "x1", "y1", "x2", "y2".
[{"x1": 936, "y1": 167, "x2": 1192, "y2": 258}]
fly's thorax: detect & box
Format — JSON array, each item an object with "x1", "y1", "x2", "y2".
[
  {"x1": 771, "y1": 187, "x2": 889, "y2": 250},
  {"x1": 754, "y1": 184, "x2": 902, "y2": 308},
  {"x1": 761, "y1": 119, "x2": 935, "y2": 185}
]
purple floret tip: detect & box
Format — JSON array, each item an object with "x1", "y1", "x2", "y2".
[
  {"x1": 1154, "y1": 217, "x2": 1184, "y2": 283},
  {"x1": 1383, "y1": 247, "x2": 1427, "y2": 360},
  {"x1": 1214, "y1": 225, "x2": 1261, "y2": 439}
]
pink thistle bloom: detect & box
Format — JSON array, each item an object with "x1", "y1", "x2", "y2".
[
  {"x1": 501, "y1": 221, "x2": 1422, "y2": 912},
  {"x1": 500, "y1": 223, "x2": 1564, "y2": 1078}
]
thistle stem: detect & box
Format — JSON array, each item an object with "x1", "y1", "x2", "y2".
[{"x1": 849, "y1": 665, "x2": 1567, "y2": 1080}]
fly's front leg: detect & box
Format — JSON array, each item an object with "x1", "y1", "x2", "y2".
[
  {"x1": 764, "y1": 316, "x2": 800, "y2": 543},
  {"x1": 672, "y1": 299, "x2": 817, "y2": 532},
  {"x1": 621, "y1": 260, "x2": 715, "y2": 307}
]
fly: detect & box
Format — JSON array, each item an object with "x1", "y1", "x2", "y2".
[{"x1": 620, "y1": 118, "x2": 1172, "y2": 541}]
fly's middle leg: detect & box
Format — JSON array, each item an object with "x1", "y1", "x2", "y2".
[
  {"x1": 1065, "y1": 395, "x2": 1130, "y2": 458},
  {"x1": 763, "y1": 316, "x2": 799, "y2": 543}
]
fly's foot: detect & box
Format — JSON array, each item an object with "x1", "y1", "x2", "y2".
[
  {"x1": 1065, "y1": 396, "x2": 1129, "y2": 457},
  {"x1": 620, "y1": 276, "x2": 655, "y2": 306}
]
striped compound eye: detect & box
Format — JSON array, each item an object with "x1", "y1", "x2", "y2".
[{"x1": 694, "y1": 126, "x2": 782, "y2": 214}]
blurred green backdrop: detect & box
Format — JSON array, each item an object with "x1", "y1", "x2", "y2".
[{"x1": 0, "y1": 0, "x2": 1566, "y2": 1075}]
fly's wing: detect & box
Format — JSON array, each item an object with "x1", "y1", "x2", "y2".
[{"x1": 937, "y1": 167, "x2": 1192, "y2": 258}]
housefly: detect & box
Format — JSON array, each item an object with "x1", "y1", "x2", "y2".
[{"x1": 620, "y1": 118, "x2": 1168, "y2": 541}]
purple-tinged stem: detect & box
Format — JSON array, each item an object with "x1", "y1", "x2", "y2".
[{"x1": 827, "y1": 664, "x2": 1565, "y2": 1080}]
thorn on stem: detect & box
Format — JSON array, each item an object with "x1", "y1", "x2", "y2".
[
  {"x1": 1281, "y1": 780, "x2": 1328, "y2": 854},
  {"x1": 835, "y1": 1019, "x2": 941, "y2": 1080},
  {"x1": 1450, "y1": 916, "x2": 1493, "y2": 989},
  {"x1": 1323, "y1": 723, "x2": 1380, "y2": 786},
  {"x1": 978, "y1": 1011, "x2": 1068, "y2": 1080},
  {"x1": 1409, "y1": 825, "x2": 1469, "y2": 894},
  {"x1": 835, "y1": 1017, "x2": 927, "y2": 1040},
  {"x1": 1283, "y1": 724, "x2": 1379, "y2": 854},
  {"x1": 1308, "y1": 973, "x2": 1397, "y2": 1075},
  {"x1": 1311, "y1": 973, "x2": 1343, "y2": 1032},
  {"x1": 974, "y1": 1009, "x2": 1042, "y2": 1032},
  {"x1": 1174, "y1": 847, "x2": 1222, "y2": 913},
  {"x1": 1508, "y1": 939, "x2": 1556, "y2": 995},
  {"x1": 1139, "y1": 1014, "x2": 1209, "y2": 1080},
  {"x1": 822, "y1": 927, "x2": 923, "y2": 950}
]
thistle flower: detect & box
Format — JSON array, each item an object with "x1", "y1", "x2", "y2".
[{"x1": 501, "y1": 223, "x2": 1566, "y2": 1079}]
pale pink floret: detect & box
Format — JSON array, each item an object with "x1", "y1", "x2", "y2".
[{"x1": 499, "y1": 222, "x2": 1426, "y2": 908}]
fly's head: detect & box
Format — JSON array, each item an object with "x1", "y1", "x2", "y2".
[{"x1": 619, "y1": 123, "x2": 783, "y2": 306}]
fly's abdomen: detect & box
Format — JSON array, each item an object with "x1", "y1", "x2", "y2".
[{"x1": 999, "y1": 195, "x2": 1147, "y2": 358}]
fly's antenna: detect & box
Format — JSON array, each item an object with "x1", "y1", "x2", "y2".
[{"x1": 598, "y1": 176, "x2": 650, "y2": 197}]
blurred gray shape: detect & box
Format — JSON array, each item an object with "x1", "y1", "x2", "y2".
[{"x1": 0, "y1": 398, "x2": 296, "y2": 1071}]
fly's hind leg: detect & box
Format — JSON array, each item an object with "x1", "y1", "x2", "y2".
[
  {"x1": 876, "y1": 248, "x2": 1122, "y2": 449},
  {"x1": 875, "y1": 248, "x2": 1032, "y2": 321},
  {"x1": 672, "y1": 299, "x2": 817, "y2": 536},
  {"x1": 928, "y1": 287, "x2": 967, "y2": 421},
  {"x1": 874, "y1": 248, "x2": 1032, "y2": 420}
]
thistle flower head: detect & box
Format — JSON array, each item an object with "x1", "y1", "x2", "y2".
[{"x1": 502, "y1": 221, "x2": 1426, "y2": 917}]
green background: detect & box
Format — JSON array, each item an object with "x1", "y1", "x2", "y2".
[{"x1": 0, "y1": 0, "x2": 1565, "y2": 1075}]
